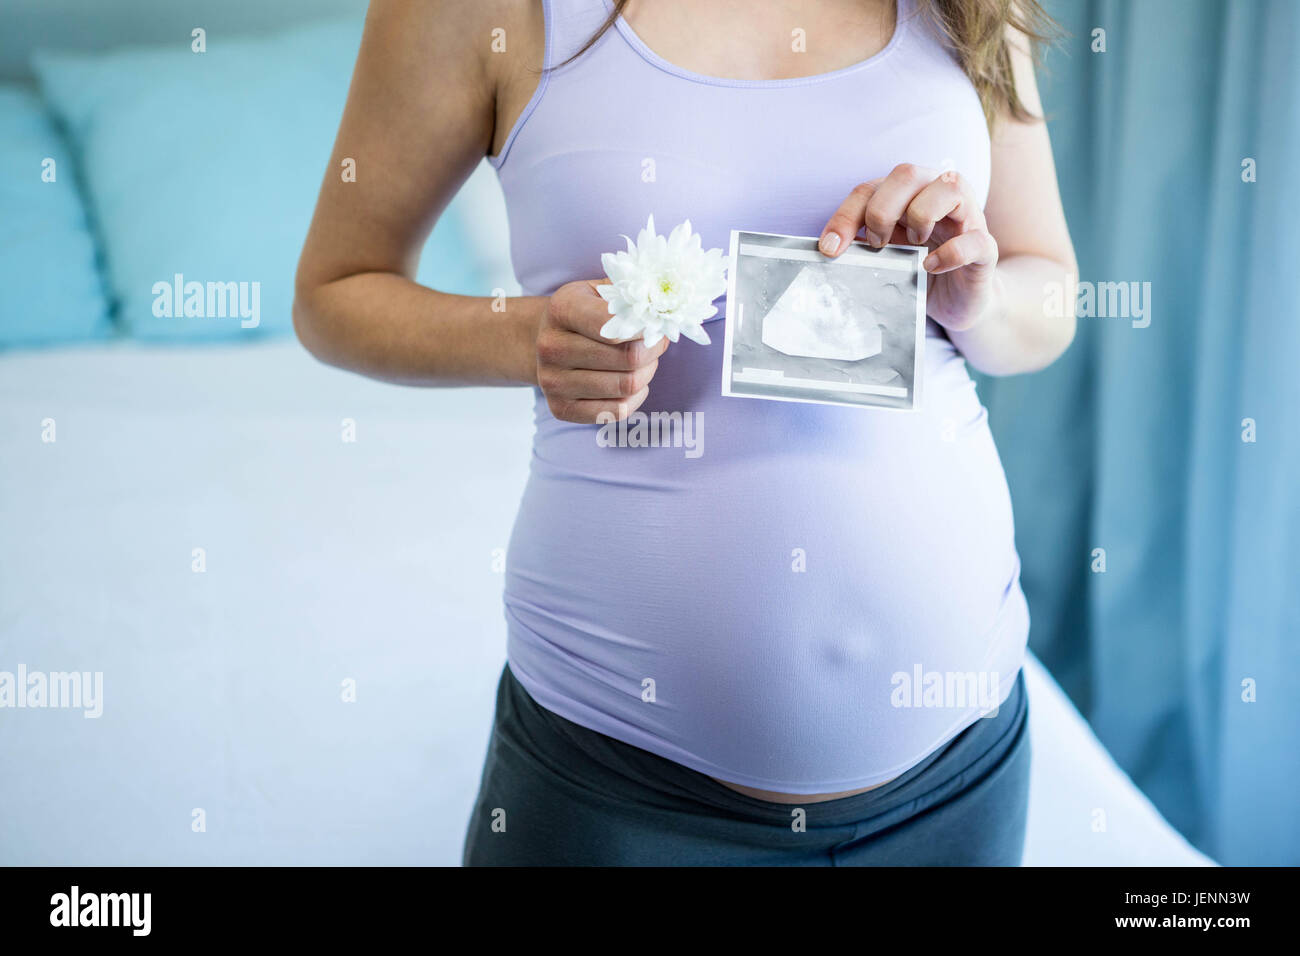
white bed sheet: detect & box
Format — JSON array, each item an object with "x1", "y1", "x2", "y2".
[{"x1": 0, "y1": 341, "x2": 1214, "y2": 865}]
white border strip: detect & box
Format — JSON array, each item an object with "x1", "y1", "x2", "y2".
[
  {"x1": 737, "y1": 243, "x2": 918, "y2": 271},
  {"x1": 733, "y1": 370, "x2": 910, "y2": 398}
]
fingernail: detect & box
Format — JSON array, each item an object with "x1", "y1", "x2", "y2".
[
  {"x1": 819, "y1": 233, "x2": 841, "y2": 255},
  {"x1": 864, "y1": 231, "x2": 884, "y2": 247},
  {"x1": 924, "y1": 254, "x2": 940, "y2": 271},
  {"x1": 906, "y1": 228, "x2": 920, "y2": 245}
]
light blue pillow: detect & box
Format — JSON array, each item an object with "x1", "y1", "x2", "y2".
[
  {"x1": 33, "y1": 18, "x2": 489, "y2": 342},
  {"x1": 0, "y1": 85, "x2": 113, "y2": 347}
]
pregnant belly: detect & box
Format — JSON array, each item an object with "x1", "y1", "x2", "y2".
[{"x1": 503, "y1": 332, "x2": 1029, "y2": 793}]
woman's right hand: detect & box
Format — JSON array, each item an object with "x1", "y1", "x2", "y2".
[{"x1": 536, "y1": 280, "x2": 669, "y2": 424}]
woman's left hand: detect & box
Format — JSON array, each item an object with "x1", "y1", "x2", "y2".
[{"x1": 818, "y1": 163, "x2": 1000, "y2": 332}]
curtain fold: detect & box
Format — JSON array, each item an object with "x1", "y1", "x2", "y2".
[{"x1": 977, "y1": 0, "x2": 1300, "y2": 864}]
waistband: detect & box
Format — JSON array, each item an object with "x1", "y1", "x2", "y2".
[{"x1": 495, "y1": 660, "x2": 1028, "y2": 829}]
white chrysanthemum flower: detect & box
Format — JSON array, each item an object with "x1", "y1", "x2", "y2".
[{"x1": 597, "y1": 215, "x2": 727, "y2": 347}]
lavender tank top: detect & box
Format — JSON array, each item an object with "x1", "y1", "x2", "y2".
[{"x1": 490, "y1": 0, "x2": 1029, "y2": 793}]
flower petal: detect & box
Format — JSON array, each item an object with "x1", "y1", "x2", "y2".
[{"x1": 680, "y1": 324, "x2": 712, "y2": 346}]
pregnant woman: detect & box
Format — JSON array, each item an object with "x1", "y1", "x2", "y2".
[{"x1": 294, "y1": 0, "x2": 1077, "y2": 865}]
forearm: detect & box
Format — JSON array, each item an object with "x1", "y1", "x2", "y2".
[
  {"x1": 293, "y1": 271, "x2": 545, "y2": 387},
  {"x1": 946, "y1": 254, "x2": 1077, "y2": 377}
]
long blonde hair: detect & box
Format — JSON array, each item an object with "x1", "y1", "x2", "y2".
[{"x1": 558, "y1": 0, "x2": 1058, "y2": 127}]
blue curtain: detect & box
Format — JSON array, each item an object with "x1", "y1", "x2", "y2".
[{"x1": 976, "y1": 0, "x2": 1300, "y2": 865}]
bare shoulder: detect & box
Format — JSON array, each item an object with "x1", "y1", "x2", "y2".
[
  {"x1": 345, "y1": 0, "x2": 545, "y2": 158},
  {"x1": 357, "y1": 1, "x2": 539, "y2": 85},
  {"x1": 425, "y1": 0, "x2": 546, "y2": 88},
  {"x1": 472, "y1": 0, "x2": 547, "y2": 156}
]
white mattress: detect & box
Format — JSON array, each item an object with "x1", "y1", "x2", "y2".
[{"x1": 0, "y1": 340, "x2": 1214, "y2": 865}]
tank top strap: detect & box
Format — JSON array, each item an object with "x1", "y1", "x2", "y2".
[
  {"x1": 896, "y1": 0, "x2": 929, "y2": 42},
  {"x1": 545, "y1": 0, "x2": 617, "y2": 69}
]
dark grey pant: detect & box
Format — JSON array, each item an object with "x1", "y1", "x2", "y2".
[{"x1": 463, "y1": 663, "x2": 1030, "y2": 866}]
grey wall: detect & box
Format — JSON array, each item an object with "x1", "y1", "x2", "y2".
[{"x1": 0, "y1": 0, "x2": 367, "y2": 79}]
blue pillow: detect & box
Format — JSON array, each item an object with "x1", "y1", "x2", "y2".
[
  {"x1": 0, "y1": 85, "x2": 113, "y2": 347},
  {"x1": 33, "y1": 18, "x2": 489, "y2": 342}
]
